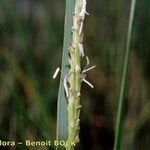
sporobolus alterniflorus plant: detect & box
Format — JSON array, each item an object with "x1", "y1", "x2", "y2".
[{"x1": 53, "y1": 0, "x2": 95, "y2": 149}]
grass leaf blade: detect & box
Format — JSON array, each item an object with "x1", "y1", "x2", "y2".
[
  {"x1": 56, "y1": 0, "x2": 74, "y2": 144},
  {"x1": 114, "y1": 0, "x2": 137, "y2": 150}
]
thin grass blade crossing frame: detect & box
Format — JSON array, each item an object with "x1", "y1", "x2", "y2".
[{"x1": 114, "y1": 0, "x2": 137, "y2": 150}]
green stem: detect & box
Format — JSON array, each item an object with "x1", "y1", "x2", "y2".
[
  {"x1": 114, "y1": 0, "x2": 137, "y2": 150},
  {"x1": 66, "y1": 0, "x2": 83, "y2": 150}
]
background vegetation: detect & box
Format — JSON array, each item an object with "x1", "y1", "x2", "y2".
[{"x1": 0, "y1": 0, "x2": 150, "y2": 149}]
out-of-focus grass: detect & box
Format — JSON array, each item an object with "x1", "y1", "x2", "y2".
[
  {"x1": 0, "y1": 0, "x2": 150, "y2": 150},
  {"x1": 0, "y1": 1, "x2": 64, "y2": 149}
]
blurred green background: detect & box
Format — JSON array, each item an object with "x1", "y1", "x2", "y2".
[{"x1": 0, "y1": 0, "x2": 150, "y2": 150}]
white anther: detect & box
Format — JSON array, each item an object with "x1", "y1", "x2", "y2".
[
  {"x1": 79, "y1": 21, "x2": 83, "y2": 35},
  {"x1": 83, "y1": 79, "x2": 94, "y2": 88},
  {"x1": 79, "y1": 0, "x2": 89, "y2": 35},
  {"x1": 64, "y1": 75, "x2": 69, "y2": 97},
  {"x1": 79, "y1": 0, "x2": 89, "y2": 19},
  {"x1": 53, "y1": 68, "x2": 60, "y2": 79},
  {"x1": 78, "y1": 43, "x2": 84, "y2": 57},
  {"x1": 82, "y1": 65, "x2": 96, "y2": 73}
]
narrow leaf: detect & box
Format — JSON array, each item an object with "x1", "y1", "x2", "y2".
[
  {"x1": 114, "y1": 0, "x2": 137, "y2": 150},
  {"x1": 56, "y1": 0, "x2": 74, "y2": 146}
]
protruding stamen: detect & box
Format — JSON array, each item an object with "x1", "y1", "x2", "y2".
[
  {"x1": 79, "y1": 0, "x2": 89, "y2": 35},
  {"x1": 82, "y1": 65, "x2": 96, "y2": 73},
  {"x1": 83, "y1": 79, "x2": 94, "y2": 88},
  {"x1": 79, "y1": 0, "x2": 89, "y2": 19},
  {"x1": 64, "y1": 75, "x2": 69, "y2": 97},
  {"x1": 79, "y1": 21, "x2": 83, "y2": 35},
  {"x1": 53, "y1": 68, "x2": 60, "y2": 79},
  {"x1": 86, "y1": 56, "x2": 90, "y2": 66},
  {"x1": 82, "y1": 56, "x2": 90, "y2": 71}
]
